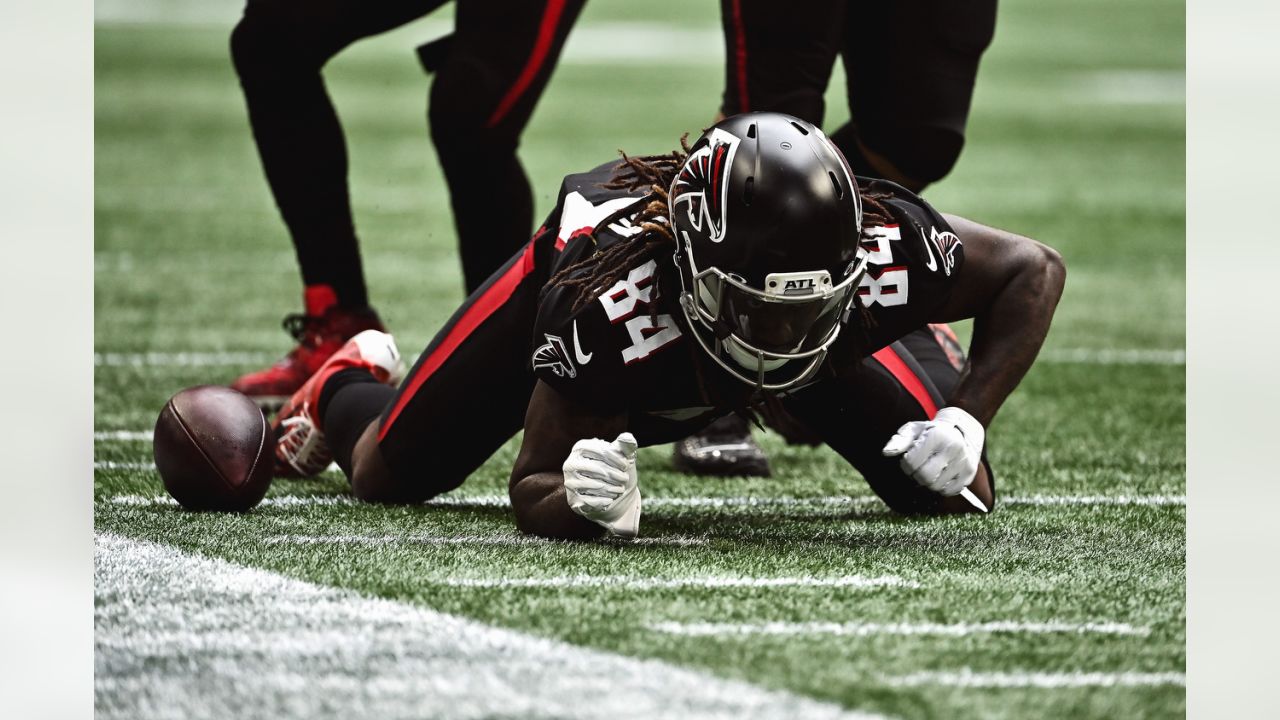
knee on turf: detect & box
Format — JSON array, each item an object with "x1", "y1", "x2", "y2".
[
  {"x1": 883, "y1": 491, "x2": 997, "y2": 517},
  {"x1": 348, "y1": 447, "x2": 464, "y2": 506},
  {"x1": 877, "y1": 466, "x2": 997, "y2": 516}
]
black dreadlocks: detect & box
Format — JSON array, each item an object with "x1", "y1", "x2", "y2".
[{"x1": 548, "y1": 141, "x2": 896, "y2": 314}]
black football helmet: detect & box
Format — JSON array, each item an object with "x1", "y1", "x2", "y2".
[{"x1": 669, "y1": 112, "x2": 867, "y2": 391}]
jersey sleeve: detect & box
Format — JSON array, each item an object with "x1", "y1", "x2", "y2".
[
  {"x1": 855, "y1": 179, "x2": 965, "y2": 352},
  {"x1": 530, "y1": 258, "x2": 688, "y2": 415},
  {"x1": 529, "y1": 281, "x2": 631, "y2": 413}
]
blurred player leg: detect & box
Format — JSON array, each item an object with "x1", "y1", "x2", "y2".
[
  {"x1": 829, "y1": 0, "x2": 997, "y2": 191},
  {"x1": 671, "y1": 413, "x2": 771, "y2": 478},
  {"x1": 717, "y1": 0, "x2": 844, "y2": 124},
  {"x1": 783, "y1": 326, "x2": 996, "y2": 515},
  {"x1": 429, "y1": 0, "x2": 587, "y2": 293},
  {"x1": 228, "y1": 0, "x2": 445, "y2": 406},
  {"x1": 320, "y1": 230, "x2": 561, "y2": 503}
]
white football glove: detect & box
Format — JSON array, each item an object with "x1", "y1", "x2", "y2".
[
  {"x1": 882, "y1": 407, "x2": 985, "y2": 498},
  {"x1": 563, "y1": 432, "x2": 641, "y2": 539}
]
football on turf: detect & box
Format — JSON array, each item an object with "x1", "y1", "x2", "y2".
[{"x1": 153, "y1": 385, "x2": 274, "y2": 512}]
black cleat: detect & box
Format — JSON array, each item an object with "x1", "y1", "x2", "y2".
[{"x1": 672, "y1": 414, "x2": 772, "y2": 478}]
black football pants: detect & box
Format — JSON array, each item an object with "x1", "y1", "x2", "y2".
[
  {"x1": 720, "y1": 0, "x2": 998, "y2": 188},
  {"x1": 230, "y1": 0, "x2": 587, "y2": 301}
]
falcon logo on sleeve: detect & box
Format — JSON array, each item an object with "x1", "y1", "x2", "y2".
[
  {"x1": 532, "y1": 333, "x2": 577, "y2": 378},
  {"x1": 928, "y1": 226, "x2": 961, "y2": 277},
  {"x1": 671, "y1": 128, "x2": 741, "y2": 243}
]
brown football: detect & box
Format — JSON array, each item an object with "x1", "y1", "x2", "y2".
[{"x1": 153, "y1": 385, "x2": 273, "y2": 512}]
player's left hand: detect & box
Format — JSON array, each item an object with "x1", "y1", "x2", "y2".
[
  {"x1": 882, "y1": 407, "x2": 985, "y2": 497},
  {"x1": 563, "y1": 432, "x2": 642, "y2": 538}
]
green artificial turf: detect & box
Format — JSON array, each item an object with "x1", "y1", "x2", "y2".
[{"x1": 95, "y1": 0, "x2": 1185, "y2": 717}]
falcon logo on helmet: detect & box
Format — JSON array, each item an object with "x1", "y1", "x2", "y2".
[
  {"x1": 669, "y1": 113, "x2": 868, "y2": 392},
  {"x1": 671, "y1": 128, "x2": 741, "y2": 244}
]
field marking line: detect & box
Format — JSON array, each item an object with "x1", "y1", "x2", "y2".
[
  {"x1": 95, "y1": 461, "x2": 156, "y2": 471},
  {"x1": 264, "y1": 533, "x2": 708, "y2": 547},
  {"x1": 94, "y1": 351, "x2": 274, "y2": 367},
  {"x1": 93, "y1": 347, "x2": 1184, "y2": 367},
  {"x1": 648, "y1": 620, "x2": 1149, "y2": 637},
  {"x1": 94, "y1": 430, "x2": 152, "y2": 441},
  {"x1": 95, "y1": 532, "x2": 888, "y2": 720},
  {"x1": 1075, "y1": 69, "x2": 1185, "y2": 105},
  {"x1": 101, "y1": 492, "x2": 1188, "y2": 508},
  {"x1": 877, "y1": 670, "x2": 1185, "y2": 689},
  {"x1": 440, "y1": 575, "x2": 918, "y2": 590},
  {"x1": 1038, "y1": 348, "x2": 1185, "y2": 365}
]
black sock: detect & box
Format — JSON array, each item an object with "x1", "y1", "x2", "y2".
[{"x1": 319, "y1": 369, "x2": 395, "y2": 475}]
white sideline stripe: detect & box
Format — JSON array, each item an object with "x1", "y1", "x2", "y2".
[
  {"x1": 265, "y1": 533, "x2": 708, "y2": 548},
  {"x1": 93, "y1": 347, "x2": 1184, "y2": 367},
  {"x1": 95, "y1": 461, "x2": 156, "y2": 471},
  {"x1": 648, "y1": 620, "x2": 1149, "y2": 638},
  {"x1": 439, "y1": 575, "x2": 917, "y2": 590},
  {"x1": 877, "y1": 670, "x2": 1185, "y2": 689},
  {"x1": 95, "y1": 430, "x2": 152, "y2": 441},
  {"x1": 94, "y1": 351, "x2": 274, "y2": 367},
  {"x1": 1076, "y1": 70, "x2": 1185, "y2": 105},
  {"x1": 95, "y1": 532, "x2": 886, "y2": 720},
  {"x1": 1039, "y1": 348, "x2": 1184, "y2": 365},
  {"x1": 102, "y1": 493, "x2": 1187, "y2": 508}
]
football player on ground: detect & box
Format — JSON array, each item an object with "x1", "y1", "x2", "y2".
[
  {"x1": 271, "y1": 113, "x2": 1065, "y2": 539},
  {"x1": 226, "y1": 0, "x2": 587, "y2": 406},
  {"x1": 688, "y1": 0, "x2": 1000, "y2": 476}
]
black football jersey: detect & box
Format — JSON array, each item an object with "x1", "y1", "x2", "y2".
[{"x1": 529, "y1": 162, "x2": 965, "y2": 445}]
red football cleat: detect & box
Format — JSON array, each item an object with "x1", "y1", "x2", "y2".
[
  {"x1": 231, "y1": 285, "x2": 387, "y2": 409},
  {"x1": 273, "y1": 329, "x2": 405, "y2": 478}
]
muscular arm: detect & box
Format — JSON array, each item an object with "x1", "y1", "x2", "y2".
[
  {"x1": 509, "y1": 380, "x2": 628, "y2": 539},
  {"x1": 932, "y1": 214, "x2": 1067, "y2": 426}
]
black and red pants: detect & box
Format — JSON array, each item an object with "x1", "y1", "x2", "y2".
[
  {"x1": 231, "y1": 0, "x2": 587, "y2": 294},
  {"x1": 720, "y1": 0, "x2": 998, "y2": 187}
]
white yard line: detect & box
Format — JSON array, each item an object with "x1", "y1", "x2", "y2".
[
  {"x1": 94, "y1": 430, "x2": 152, "y2": 441},
  {"x1": 877, "y1": 670, "x2": 1185, "y2": 689},
  {"x1": 649, "y1": 620, "x2": 1149, "y2": 637},
  {"x1": 265, "y1": 533, "x2": 708, "y2": 547},
  {"x1": 94, "y1": 347, "x2": 1184, "y2": 367},
  {"x1": 1038, "y1": 348, "x2": 1185, "y2": 365},
  {"x1": 440, "y1": 575, "x2": 918, "y2": 590},
  {"x1": 95, "y1": 461, "x2": 156, "y2": 471},
  {"x1": 1074, "y1": 70, "x2": 1185, "y2": 105},
  {"x1": 102, "y1": 492, "x2": 1187, "y2": 508},
  {"x1": 95, "y1": 532, "x2": 886, "y2": 720},
  {"x1": 645, "y1": 494, "x2": 1188, "y2": 508},
  {"x1": 94, "y1": 351, "x2": 274, "y2": 367}
]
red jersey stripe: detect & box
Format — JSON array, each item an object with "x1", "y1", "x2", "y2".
[
  {"x1": 729, "y1": 0, "x2": 750, "y2": 112},
  {"x1": 486, "y1": 0, "x2": 568, "y2": 128},
  {"x1": 379, "y1": 242, "x2": 537, "y2": 440},
  {"x1": 871, "y1": 345, "x2": 939, "y2": 419}
]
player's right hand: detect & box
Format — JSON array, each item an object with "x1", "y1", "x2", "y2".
[{"x1": 563, "y1": 432, "x2": 641, "y2": 539}]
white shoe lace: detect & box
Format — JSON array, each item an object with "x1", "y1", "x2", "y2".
[{"x1": 277, "y1": 406, "x2": 332, "y2": 475}]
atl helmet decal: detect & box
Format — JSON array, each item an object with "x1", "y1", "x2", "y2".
[{"x1": 672, "y1": 128, "x2": 741, "y2": 243}]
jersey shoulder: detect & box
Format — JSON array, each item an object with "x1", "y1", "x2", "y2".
[
  {"x1": 853, "y1": 178, "x2": 964, "y2": 350},
  {"x1": 531, "y1": 257, "x2": 689, "y2": 411},
  {"x1": 543, "y1": 160, "x2": 655, "y2": 274}
]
